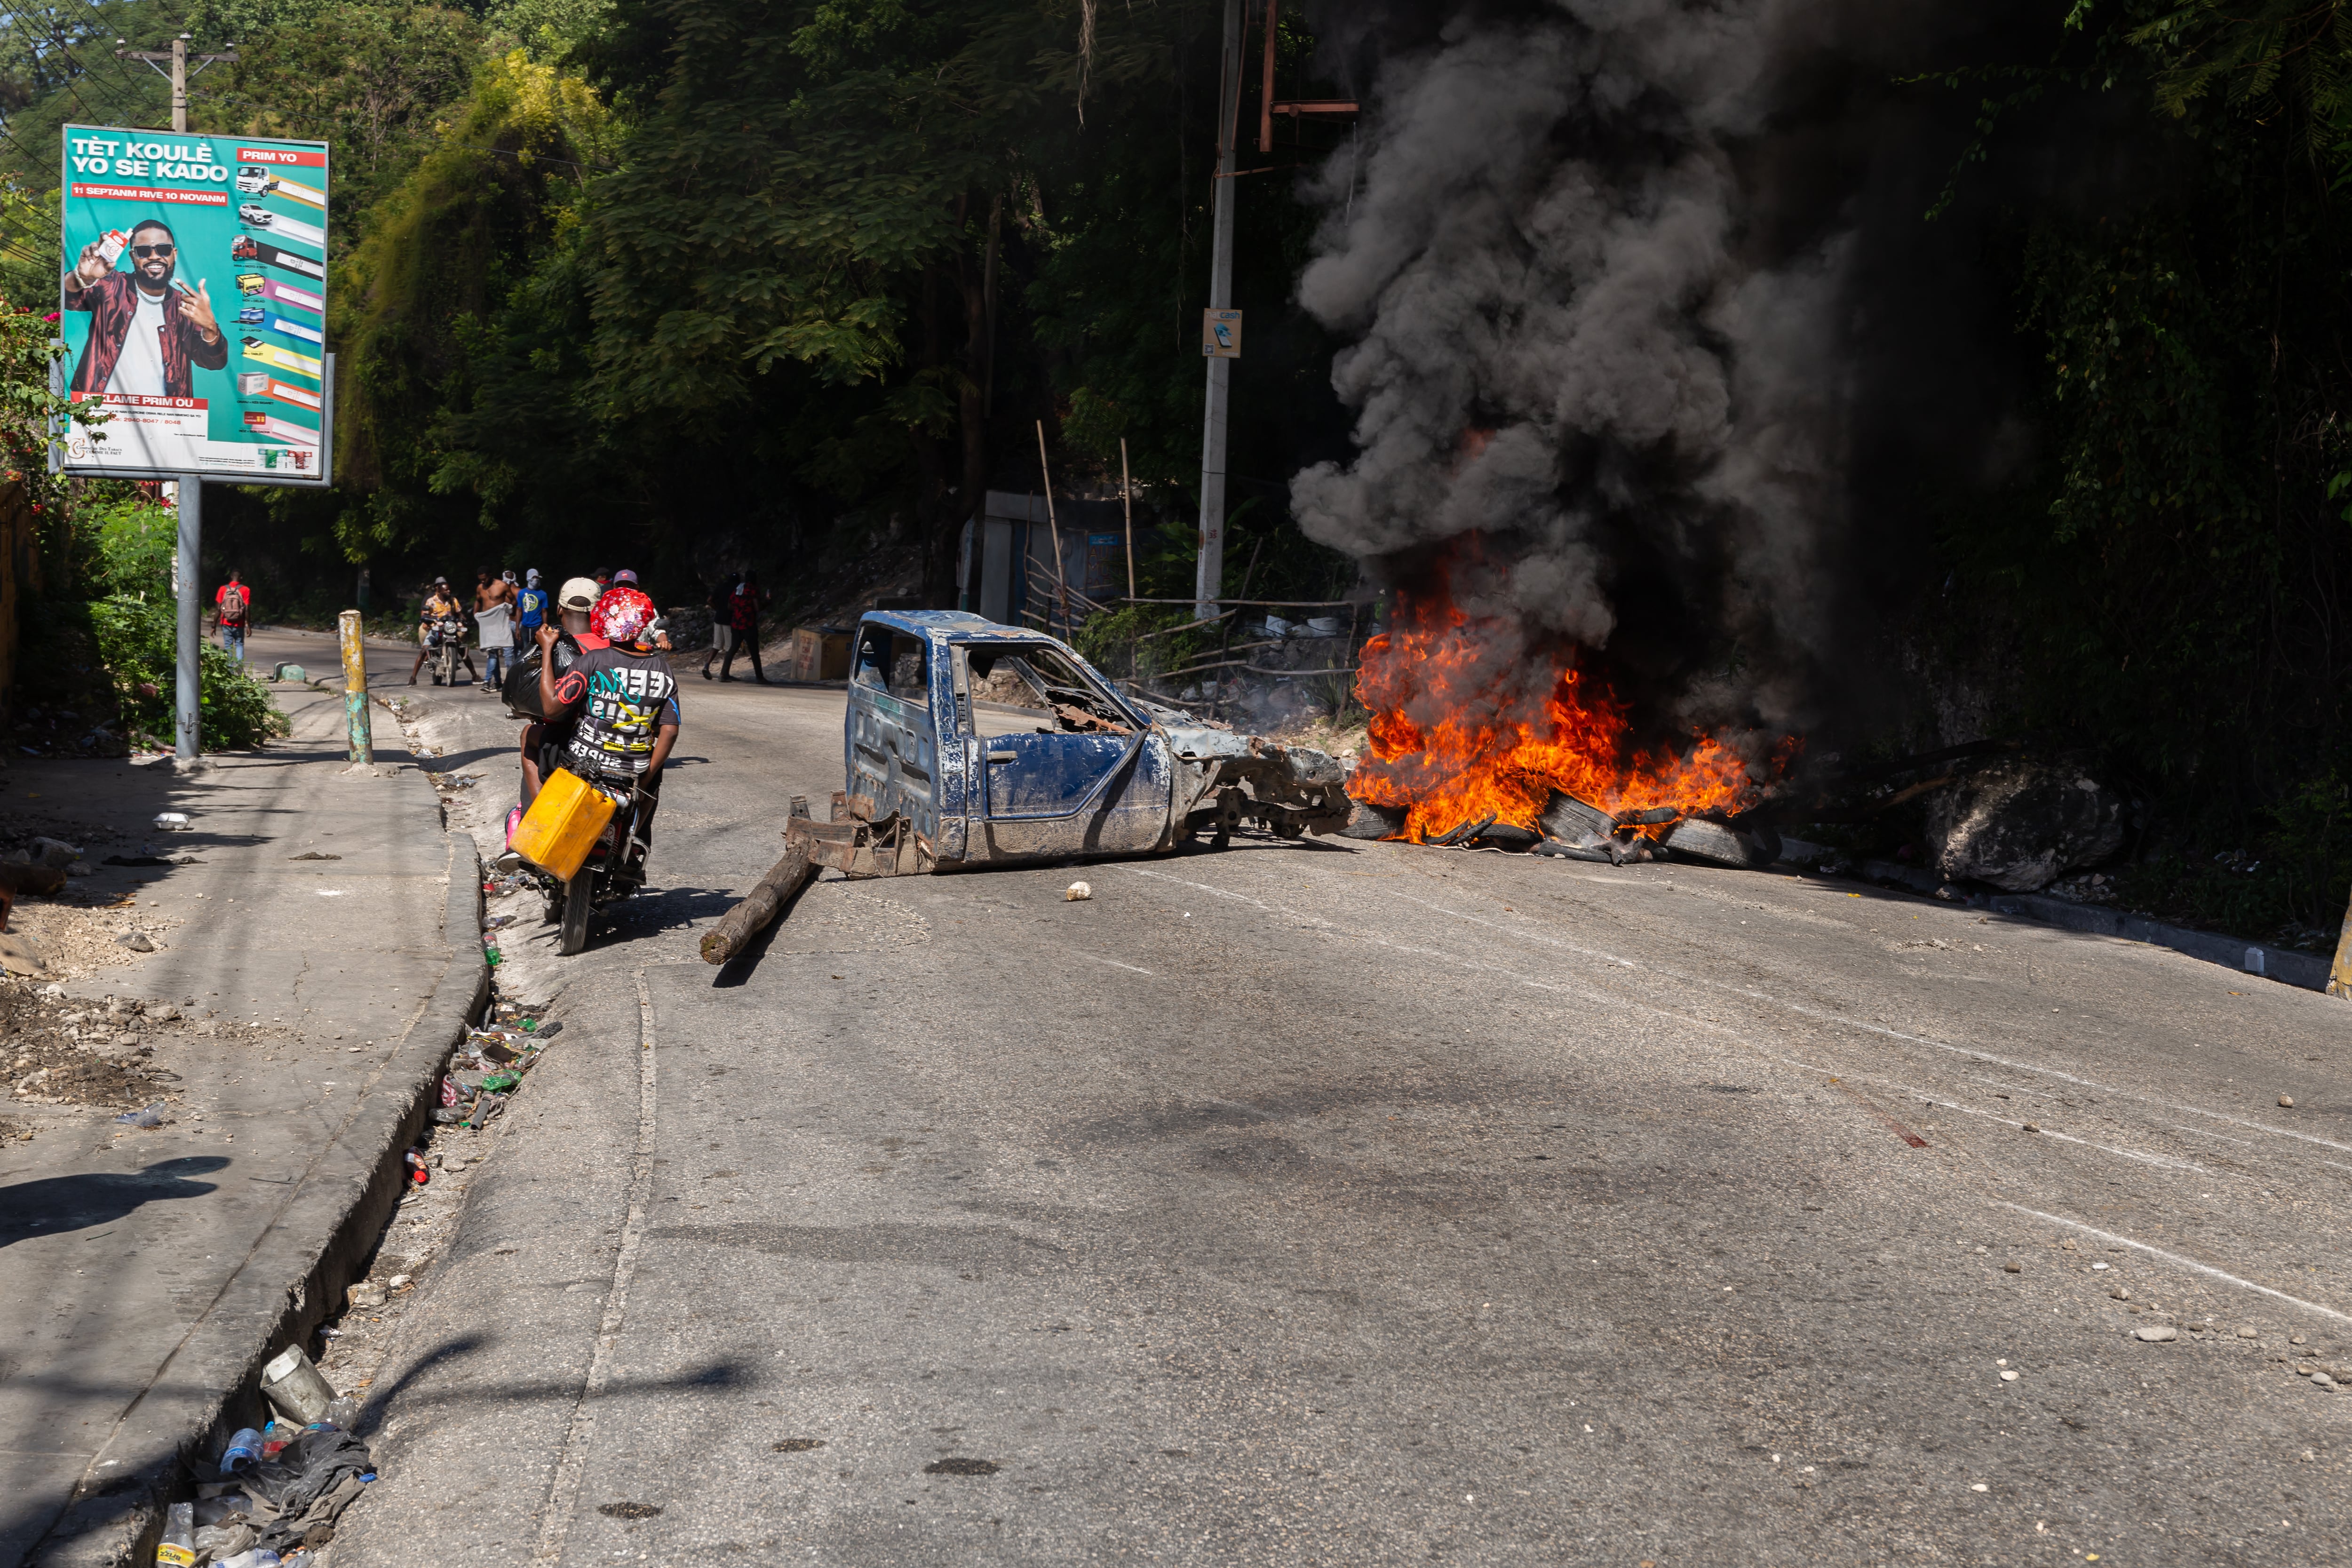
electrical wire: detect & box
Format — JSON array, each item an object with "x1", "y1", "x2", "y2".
[{"x1": 0, "y1": 0, "x2": 117, "y2": 127}]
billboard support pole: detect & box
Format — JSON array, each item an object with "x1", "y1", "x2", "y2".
[{"x1": 175, "y1": 476, "x2": 200, "y2": 759}]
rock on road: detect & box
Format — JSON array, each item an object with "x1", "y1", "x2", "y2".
[{"x1": 327, "y1": 648, "x2": 2351, "y2": 1566}]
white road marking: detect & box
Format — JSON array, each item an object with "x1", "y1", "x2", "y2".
[{"x1": 2000, "y1": 1204, "x2": 2352, "y2": 1326}]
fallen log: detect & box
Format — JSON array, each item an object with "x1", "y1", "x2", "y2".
[{"x1": 700, "y1": 836, "x2": 817, "y2": 964}]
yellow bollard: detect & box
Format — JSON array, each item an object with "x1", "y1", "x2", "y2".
[{"x1": 338, "y1": 609, "x2": 373, "y2": 765}]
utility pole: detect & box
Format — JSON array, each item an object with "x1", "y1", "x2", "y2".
[
  {"x1": 1194, "y1": 0, "x2": 1243, "y2": 621},
  {"x1": 120, "y1": 33, "x2": 238, "y2": 757}
]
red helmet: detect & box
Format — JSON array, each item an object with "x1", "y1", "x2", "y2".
[{"x1": 590, "y1": 586, "x2": 656, "y2": 645}]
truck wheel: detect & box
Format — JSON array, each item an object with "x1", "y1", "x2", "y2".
[{"x1": 558, "y1": 873, "x2": 593, "y2": 955}]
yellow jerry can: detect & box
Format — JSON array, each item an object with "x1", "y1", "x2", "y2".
[{"x1": 511, "y1": 768, "x2": 616, "y2": 882}]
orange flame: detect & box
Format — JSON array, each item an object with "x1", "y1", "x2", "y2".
[{"x1": 1351, "y1": 575, "x2": 1788, "y2": 843}]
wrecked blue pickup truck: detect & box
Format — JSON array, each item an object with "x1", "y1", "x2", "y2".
[{"x1": 786, "y1": 610, "x2": 1354, "y2": 876}]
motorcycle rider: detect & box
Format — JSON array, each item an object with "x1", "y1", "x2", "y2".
[
  {"x1": 408, "y1": 576, "x2": 478, "y2": 685},
  {"x1": 534, "y1": 584, "x2": 679, "y2": 886}
]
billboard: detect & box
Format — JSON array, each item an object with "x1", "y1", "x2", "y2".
[{"x1": 56, "y1": 126, "x2": 332, "y2": 484}]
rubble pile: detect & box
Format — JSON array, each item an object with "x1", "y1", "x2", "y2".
[{"x1": 3, "y1": 982, "x2": 185, "y2": 1114}]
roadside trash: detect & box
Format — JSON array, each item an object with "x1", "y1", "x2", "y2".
[
  {"x1": 439, "y1": 1076, "x2": 461, "y2": 1107},
  {"x1": 199, "y1": 1427, "x2": 377, "y2": 1554},
  {"x1": 261, "y1": 1421, "x2": 295, "y2": 1458},
  {"x1": 195, "y1": 1494, "x2": 254, "y2": 1525},
  {"x1": 1065, "y1": 881, "x2": 1093, "y2": 901},
  {"x1": 259, "y1": 1345, "x2": 336, "y2": 1425},
  {"x1": 347, "y1": 1279, "x2": 387, "y2": 1311},
  {"x1": 217, "y1": 1548, "x2": 281, "y2": 1568},
  {"x1": 323, "y1": 1395, "x2": 361, "y2": 1428},
  {"x1": 481, "y1": 1070, "x2": 521, "y2": 1094},
  {"x1": 485, "y1": 946, "x2": 502, "y2": 966},
  {"x1": 115, "y1": 1102, "x2": 170, "y2": 1128},
  {"x1": 484, "y1": 913, "x2": 515, "y2": 931},
  {"x1": 403, "y1": 1150, "x2": 429, "y2": 1186},
  {"x1": 154, "y1": 812, "x2": 191, "y2": 830},
  {"x1": 478, "y1": 1036, "x2": 519, "y2": 1065},
  {"x1": 532, "y1": 1019, "x2": 560, "y2": 1039},
  {"x1": 222, "y1": 1428, "x2": 264, "y2": 1472},
  {"x1": 159, "y1": 1500, "x2": 197, "y2": 1567}
]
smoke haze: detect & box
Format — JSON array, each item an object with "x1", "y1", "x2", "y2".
[{"x1": 1293, "y1": 0, "x2": 2019, "y2": 747}]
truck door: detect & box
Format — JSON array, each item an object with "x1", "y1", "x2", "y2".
[
  {"x1": 845, "y1": 625, "x2": 943, "y2": 849},
  {"x1": 954, "y1": 641, "x2": 1171, "y2": 859}
]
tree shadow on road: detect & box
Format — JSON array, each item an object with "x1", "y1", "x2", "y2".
[{"x1": 0, "y1": 1156, "x2": 230, "y2": 1248}]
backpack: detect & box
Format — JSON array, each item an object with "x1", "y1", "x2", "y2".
[{"x1": 218, "y1": 583, "x2": 246, "y2": 623}]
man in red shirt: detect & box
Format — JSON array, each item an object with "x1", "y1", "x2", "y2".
[
  {"x1": 214, "y1": 570, "x2": 252, "y2": 668},
  {"x1": 719, "y1": 571, "x2": 769, "y2": 684}
]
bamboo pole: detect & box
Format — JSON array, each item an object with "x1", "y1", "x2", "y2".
[
  {"x1": 1036, "y1": 421, "x2": 1071, "y2": 643},
  {"x1": 1120, "y1": 437, "x2": 1136, "y2": 601}
]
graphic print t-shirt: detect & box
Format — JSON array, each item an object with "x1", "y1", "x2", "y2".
[
  {"x1": 105, "y1": 288, "x2": 170, "y2": 397},
  {"x1": 553, "y1": 644, "x2": 680, "y2": 780},
  {"x1": 516, "y1": 587, "x2": 546, "y2": 631}
]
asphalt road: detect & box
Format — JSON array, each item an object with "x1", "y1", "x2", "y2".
[{"x1": 326, "y1": 654, "x2": 2352, "y2": 1566}]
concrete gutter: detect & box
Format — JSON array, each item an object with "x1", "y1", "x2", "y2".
[
  {"x1": 1848, "y1": 857, "x2": 2328, "y2": 992},
  {"x1": 31, "y1": 833, "x2": 487, "y2": 1568}
]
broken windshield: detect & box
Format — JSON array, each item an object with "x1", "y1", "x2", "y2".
[{"x1": 954, "y1": 644, "x2": 1134, "y2": 738}]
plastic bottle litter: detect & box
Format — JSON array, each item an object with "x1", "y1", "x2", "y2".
[
  {"x1": 258, "y1": 1344, "x2": 336, "y2": 1425},
  {"x1": 221, "y1": 1427, "x2": 263, "y2": 1472},
  {"x1": 115, "y1": 1102, "x2": 170, "y2": 1128},
  {"x1": 217, "y1": 1549, "x2": 281, "y2": 1568},
  {"x1": 404, "y1": 1149, "x2": 429, "y2": 1186},
  {"x1": 324, "y1": 1394, "x2": 362, "y2": 1428},
  {"x1": 157, "y1": 1501, "x2": 196, "y2": 1567},
  {"x1": 260, "y1": 1420, "x2": 294, "y2": 1458}
]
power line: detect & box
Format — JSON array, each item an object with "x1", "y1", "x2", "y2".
[{"x1": 0, "y1": 0, "x2": 118, "y2": 127}]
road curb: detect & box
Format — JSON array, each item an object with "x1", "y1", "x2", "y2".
[
  {"x1": 1848, "y1": 857, "x2": 2329, "y2": 992},
  {"x1": 31, "y1": 831, "x2": 488, "y2": 1568}
]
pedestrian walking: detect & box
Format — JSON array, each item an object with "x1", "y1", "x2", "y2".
[
  {"x1": 720, "y1": 571, "x2": 769, "y2": 683},
  {"x1": 213, "y1": 569, "x2": 251, "y2": 668},
  {"x1": 700, "y1": 573, "x2": 733, "y2": 680},
  {"x1": 477, "y1": 585, "x2": 515, "y2": 691},
  {"x1": 516, "y1": 568, "x2": 548, "y2": 639}
]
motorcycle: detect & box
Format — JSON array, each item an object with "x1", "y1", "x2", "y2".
[
  {"x1": 426, "y1": 615, "x2": 467, "y2": 687},
  {"x1": 501, "y1": 730, "x2": 656, "y2": 956}
]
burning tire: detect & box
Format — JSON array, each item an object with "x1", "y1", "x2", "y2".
[
  {"x1": 1340, "y1": 799, "x2": 1406, "y2": 841},
  {"x1": 1661, "y1": 818, "x2": 1779, "y2": 870}
]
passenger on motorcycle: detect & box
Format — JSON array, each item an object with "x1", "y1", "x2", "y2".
[
  {"x1": 407, "y1": 576, "x2": 479, "y2": 685},
  {"x1": 533, "y1": 585, "x2": 680, "y2": 883},
  {"x1": 511, "y1": 578, "x2": 603, "y2": 839}
]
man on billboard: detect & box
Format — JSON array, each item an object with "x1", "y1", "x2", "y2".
[{"x1": 63, "y1": 217, "x2": 228, "y2": 397}]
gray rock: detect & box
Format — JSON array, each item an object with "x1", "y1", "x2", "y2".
[
  {"x1": 347, "y1": 1281, "x2": 388, "y2": 1311},
  {"x1": 26, "y1": 837, "x2": 82, "y2": 869},
  {"x1": 2135, "y1": 1324, "x2": 2177, "y2": 1343},
  {"x1": 1925, "y1": 757, "x2": 2125, "y2": 892},
  {"x1": 115, "y1": 931, "x2": 155, "y2": 952},
  {"x1": 2313, "y1": 1372, "x2": 2337, "y2": 1391}
]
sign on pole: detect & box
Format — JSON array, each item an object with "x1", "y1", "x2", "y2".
[
  {"x1": 1201, "y1": 308, "x2": 1242, "y2": 359},
  {"x1": 56, "y1": 126, "x2": 332, "y2": 485}
]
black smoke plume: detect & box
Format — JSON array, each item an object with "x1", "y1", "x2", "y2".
[{"x1": 1293, "y1": 0, "x2": 2042, "y2": 749}]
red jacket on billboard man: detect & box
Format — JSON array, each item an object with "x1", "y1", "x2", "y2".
[{"x1": 62, "y1": 217, "x2": 228, "y2": 398}]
